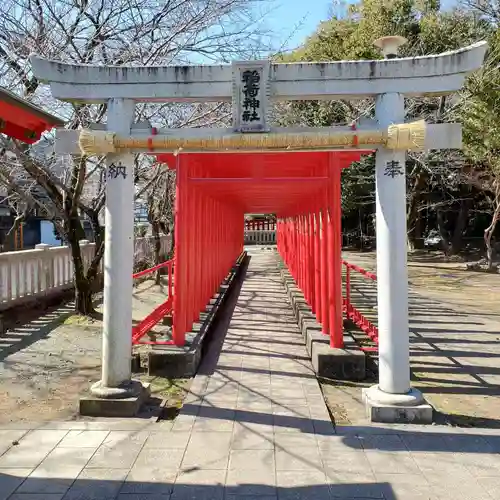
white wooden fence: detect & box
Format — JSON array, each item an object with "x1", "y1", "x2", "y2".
[
  {"x1": 244, "y1": 230, "x2": 277, "y2": 245},
  {"x1": 0, "y1": 235, "x2": 171, "y2": 311}
]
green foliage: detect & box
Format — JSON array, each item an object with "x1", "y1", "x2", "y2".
[
  {"x1": 462, "y1": 29, "x2": 500, "y2": 175},
  {"x1": 278, "y1": 0, "x2": 498, "y2": 251}
]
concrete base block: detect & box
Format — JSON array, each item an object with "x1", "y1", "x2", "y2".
[
  {"x1": 144, "y1": 252, "x2": 248, "y2": 378},
  {"x1": 363, "y1": 385, "x2": 433, "y2": 424},
  {"x1": 148, "y1": 345, "x2": 201, "y2": 378},
  {"x1": 303, "y1": 321, "x2": 325, "y2": 355},
  {"x1": 80, "y1": 382, "x2": 151, "y2": 417},
  {"x1": 278, "y1": 263, "x2": 367, "y2": 382},
  {"x1": 312, "y1": 342, "x2": 366, "y2": 380}
]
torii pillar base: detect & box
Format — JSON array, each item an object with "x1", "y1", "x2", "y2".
[
  {"x1": 79, "y1": 380, "x2": 151, "y2": 418},
  {"x1": 363, "y1": 385, "x2": 433, "y2": 425}
]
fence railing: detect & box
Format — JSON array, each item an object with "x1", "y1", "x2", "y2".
[
  {"x1": 342, "y1": 260, "x2": 378, "y2": 347},
  {"x1": 244, "y1": 221, "x2": 276, "y2": 245},
  {"x1": 0, "y1": 235, "x2": 171, "y2": 311},
  {"x1": 245, "y1": 221, "x2": 276, "y2": 231},
  {"x1": 244, "y1": 229, "x2": 277, "y2": 245},
  {"x1": 132, "y1": 258, "x2": 175, "y2": 345}
]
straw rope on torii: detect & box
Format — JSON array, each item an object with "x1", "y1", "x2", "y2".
[{"x1": 77, "y1": 120, "x2": 426, "y2": 156}]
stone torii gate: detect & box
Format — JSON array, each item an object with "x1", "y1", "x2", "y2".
[{"x1": 31, "y1": 36, "x2": 486, "y2": 421}]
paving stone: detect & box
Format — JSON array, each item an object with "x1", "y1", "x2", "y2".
[
  {"x1": 374, "y1": 473, "x2": 436, "y2": 500},
  {"x1": 101, "y1": 431, "x2": 150, "y2": 447},
  {"x1": 0, "y1": 468, "x2": 32, "y2": 500},
  {"x1": 143, "y1": 431, "x2": 191, "y2": 450},
  {"x1": 181, "y1": 447, "x2": 229, "y2": 471},
  {"x1": 276, "y1": 470, "x2": 330, "y2": 500},
  {"x1": 40, "y1": 447, "x2": 96, "y2": 468},
  {"x1": 358, "y1": 434, "x2": 408, "y2": 452},
  {"x1": 117, "y1": 495, "x2": 171, "y2": 500},
  {"x1": 322, "y1": 451, "x2": 372, "y2": 474},
  {"x1": 233, "y1": 422, "x2": 274, "y2": 435},
  {"x1": 316, "y1": 435, "x2": 363, "y2": 453},
  {"x1": 325, "y1": 471, "x2": 385, "y2": 498},
  {"x1": 192, "y1": 417, "x2": 234, "y2": 433},
  {"x1": 229, "y1": 449, "x2": 275, "y2": 470},
  {"x1": 134, "y1": 447, "x2": 185, "y2": 470},
  {"x1": 273, "y1": 415, "x2": 314, "y2": 434},
  {"x1": 276, "y1": 470, "x2": 328, "y2": 488},
  {"x1": 86, "y1": 443, "x2": 143, "y2": 469},
  {"x1": 171, "y1": 415, "x2": 196, "y2": 432},
  {"x1": 477, "y1": 476, "x2": 500, "y2": 498},
  {"x1": 8, "y1": 495, "x2": 65, "y2": 500},
  {"x1": 410, "y1": 452, "x2": 475, "y2": 480},
  {"x1": 18, "y1": 431, "x2": 68, "y2": 448},
  {"x1": 173, "y1": 469, "x2": 226, "y2": 500},
  {"x1": 231, "y1": 428, "x2": 274, "y2": 450},
  {"x1": 226, "y1": 496, "x2": 277, "y2": 500},
  {"x1": 17, "y1": 465, "x2": 83, "y2": 494},
  {"x1": 64, "y1": 468, "x2": 128, "y2": 500},
  {"x1": 0, "y1": 446, "x2": 54, "y2": 469},
  {"x1": 441, "y1": 435, "x2": 494, "y2": 454},
  {"x1": 121, "y1": 467, "x2": 176, "y2": 494},
  {"x1": 365, "y1": 450, "x2": 421, "y2": 475},
  {"x1": 226, "y1": 468, "x2": 276, "y2": 496},
  {"x1": 57, "y1": 431, "x2": 109, "y2": 449},
  {"x1": 171, "y1": 487, "x2": 224, "y2": 500},
  {"x1": 275, "y1": 446, "x2": 323, "y2": 471},
  {"x1": 187, "y1": 431, "x2": 232, "y2": 451},
  {"x1": 399, "y1": 432, "x2": 448, "y2": 453},
  {"x1": 0, "y1": 430, "x2": 29, "y2": 456}
]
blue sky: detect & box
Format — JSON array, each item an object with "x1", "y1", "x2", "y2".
[
  {"x1": 265, "y1": 0, "x2": 458, "y2": 52},
  {"x1": 265, "y1": 0, "x2": 332, "y2": 51}
]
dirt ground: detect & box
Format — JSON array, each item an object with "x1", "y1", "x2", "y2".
[
  {"x1": 345, "y1": 250, "x2": 500, "y2": 315},
  {"x1": 321, "y1": 250, "x2": 500, "y2": 428},
  {"x1": 0, "y1": 280, "x2": 184, "y2": 425}
]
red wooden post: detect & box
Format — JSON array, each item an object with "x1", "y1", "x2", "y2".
[
  {"x1": 302, "y1": 214, "x2": 309, "y2": 303},
  {"x1": 314, "y1": 210, "x2": 322, "y2": 324},
  {"x1": 306, "y1": 212, "x2": 313, "y2": 311},
  {"x1": 298, "y1": 214, "x2": 304, "y2": 291},
  {"x1": 186, "y1": 169, "x2": 196, "y2": 328},
  {"x1": 168, "y1": 261, "x2": 173, "y2": 301},
  {"x1": 329, "y1": 157, "x2": 344, "y2": 347},
  {"x1": 320, "y1": 206, "x2": 329, "y2": 334},
  {"x1": 172, "y1": 158, "x2": 187, "y2": 346}
]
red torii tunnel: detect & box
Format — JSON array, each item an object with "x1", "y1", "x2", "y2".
[{"x1": 156, "y1": 150, "x2": 372, "y2": 349}]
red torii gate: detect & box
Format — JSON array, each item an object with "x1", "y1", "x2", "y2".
[{"x1": 156, "y1": 149, "x2": 372, "y2": 349}]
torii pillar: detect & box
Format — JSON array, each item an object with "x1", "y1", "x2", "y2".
[
  {"x1": 363, "y1": 36, "x2": 430, "y2": 422},
  {"x1": 82, "y1": 99, "x2": 150, "y2": 417}
]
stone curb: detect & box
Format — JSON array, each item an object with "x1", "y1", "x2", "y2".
[
  {"x1": 277, "y1": 262, "x2": 366, "y2": 381},
  {"x1": 147, "y1": 251, "x2": 248, "y2": 378}
]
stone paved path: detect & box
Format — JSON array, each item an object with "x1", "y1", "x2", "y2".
[{"x1": 1, "y1": 250, "x2": 500, "y2": 499}]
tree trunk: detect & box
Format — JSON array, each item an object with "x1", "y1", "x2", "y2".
[
  {"x1": 152, "y1": 221, "x2": 162, "y2": 285},
  {"x1": 407, "y1": 171, "x2": 426, "y2": 252},
  {"x1": 168, "y1": 223, "x2": 175, "y2": 260},
  {"x1": 74, "y1": 277, "x2": 94, "y2": 315},
  {"x1": 68, "y1": 216, "x2": 95, "y2": 315},
  {"x1": 484, "y1": 195, "x2": 500, "y2": 270},
  {"x1": 436, "y1": 209, "x2": 451, "y2": 255},
  {"x1": 450, "y1": 199, "x2": 469, "y2": 255}
]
